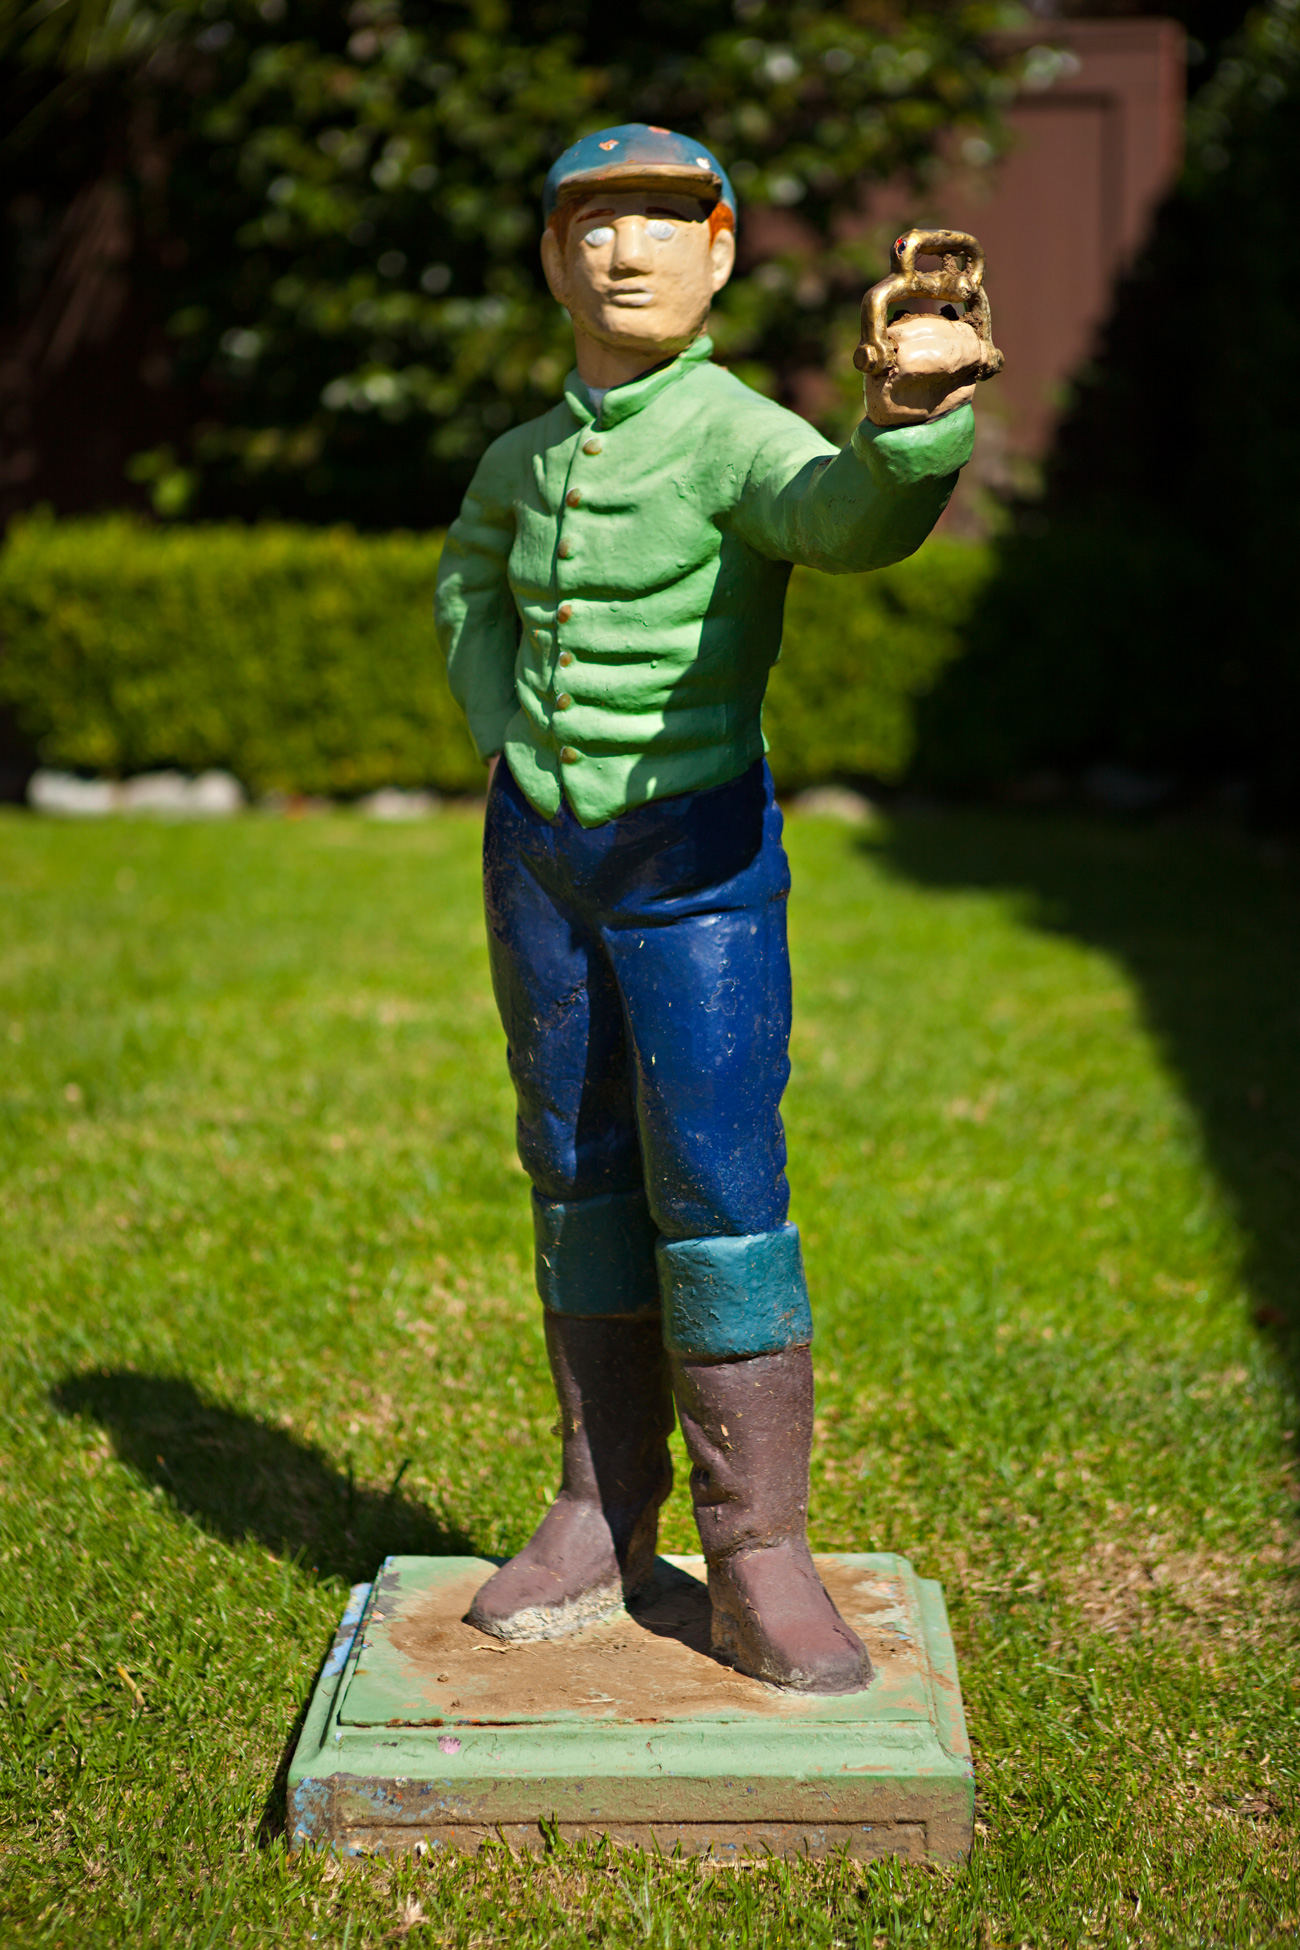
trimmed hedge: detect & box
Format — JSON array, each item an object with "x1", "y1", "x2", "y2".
[
  {"x1": 772, "y1": 538, "x2": 990, "y2": 791},
  {"x1": 0, "y1": 515, "x2": 987, "y2": 798},
  {"x1": 0, "y1": 517, "x2": 483, "y2": 798}
]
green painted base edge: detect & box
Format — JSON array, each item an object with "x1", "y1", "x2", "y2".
[
  {"x1": 286, "y1": 1554, "x2": 974, "y2": 1864},
  {"x1": 915, "y1": 1574, "x2": 971, "y2": 1765}
]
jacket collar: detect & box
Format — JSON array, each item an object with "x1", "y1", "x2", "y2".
[{"x1": 564, "y1": 335, "x2": 714, "y2": 429}]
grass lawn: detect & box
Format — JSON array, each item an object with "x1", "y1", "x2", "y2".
[{"x1": 0, "y1": 802, "x2": 1296, "y2": 1947}]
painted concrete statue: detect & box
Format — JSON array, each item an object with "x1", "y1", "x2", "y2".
[{"x1": 434, "y1": 124, "x2": 994, "y2": 1694}]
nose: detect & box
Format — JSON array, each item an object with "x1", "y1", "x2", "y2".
[{"x1": 609, "y1": 215, "x2": 654, "y2": 276}]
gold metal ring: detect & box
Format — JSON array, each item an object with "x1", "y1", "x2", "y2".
[{"x1": 854, "y1": 227, "x2": 1004, "y2": 382}]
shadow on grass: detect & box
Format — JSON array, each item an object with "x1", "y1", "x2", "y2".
[
  {"x1": 50, "y1": 1369, "x2": 472, "y2": 1585},
  {"x1": 876, "y1": 810, "x2": 1300, "y2": 1379}
]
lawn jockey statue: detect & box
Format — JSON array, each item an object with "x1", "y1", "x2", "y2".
[{"x1": 435, "y1": 124, "x2": 997, "y2": 1693}]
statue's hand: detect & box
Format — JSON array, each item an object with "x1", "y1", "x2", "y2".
[{"x1": 861, "y1": 307, "x2": 982, "y2": 429}]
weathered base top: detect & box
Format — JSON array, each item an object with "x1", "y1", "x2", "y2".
[{"x1": 287, "y1": 1553, "x2": 973, "y2": 1864}]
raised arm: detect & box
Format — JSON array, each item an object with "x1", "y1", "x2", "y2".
[
  {"x1": 434, "y1": 461, "x2": 519, "y2": 762},
  {"x1": 730, "y1": 226, "x2": 1003, "y2": 575},
  {"x1": 729, "y1": 403, "x2": 974, "y2": 576}
]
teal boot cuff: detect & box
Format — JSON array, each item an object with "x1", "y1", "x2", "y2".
[
  {"x1": 533, "y1": 1188, "x2": 661, "y2": 1320},
  {"x1": 656, "y1": 1224, "x2": 813, "y2": 1360}
]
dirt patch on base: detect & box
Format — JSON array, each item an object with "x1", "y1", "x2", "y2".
[{"x1": 375, "y1": 1556, "x2": 924, "y2": 1724}]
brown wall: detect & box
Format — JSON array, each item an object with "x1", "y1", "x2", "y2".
[{"x1": 946, "y1": 19, "x2": 1185, "y2": 464}]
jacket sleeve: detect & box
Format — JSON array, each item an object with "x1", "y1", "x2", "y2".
[
  {"x1": 434, "y1": 454, "x2": 520, "y2": 762},
  {"x1": 728, "y1": 403, "x2": 974, "y2": 574}
]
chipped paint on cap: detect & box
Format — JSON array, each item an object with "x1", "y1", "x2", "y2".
[{"x1": 543, "y1": 124, "x2": 737, "y2": 224}]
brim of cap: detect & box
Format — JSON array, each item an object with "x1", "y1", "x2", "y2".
[{"x1": 552, "y1": 160, "x2": 724, "y2": 208}]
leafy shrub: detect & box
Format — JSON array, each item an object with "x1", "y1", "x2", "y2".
[
  {"x1": 0, "y1": 515, "x2": 481, "y2": 797},
  {"x1": 0, "y1": 515, "x2": 990, "y2": 799},
  {"x1": 769, "y1": 538, "x2": 992, "y2": 791},
  {"x1": 1, "y1": 1, "x2": 1015, "y2": 527},
  {"x1": 912, "y1": 518, "x2": 1233, "y2": 790}
]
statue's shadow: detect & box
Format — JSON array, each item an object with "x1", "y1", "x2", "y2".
[
  {"x1": 628, "y1": 1559, "x2": 714, "y2": 1654},
  {"x1": 52, "y1": 1368, "x2": 478, "y2": 1842},
  {"x1": 50, "y1": 1368, "x2": 472, "y2": 1586}
]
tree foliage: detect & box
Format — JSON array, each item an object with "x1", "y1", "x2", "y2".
[{"x1": 1, "y1": 0, "x2": 1022, "y2": 524}]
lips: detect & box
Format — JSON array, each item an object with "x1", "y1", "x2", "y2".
[{"x1": 606, "y1": 290, "x2": 656, "y2": 307}]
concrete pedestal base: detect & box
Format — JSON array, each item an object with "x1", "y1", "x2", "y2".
[{"x1": 287, "y1": 1553, "x2": 972, "y2": 1863}]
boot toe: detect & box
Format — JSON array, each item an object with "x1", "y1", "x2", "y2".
[
  {"x1": 779, "y1": 1634, "x2": 873, "y2": 1694},
  {"x1": 465, "y1": 1497, "x2": 624, "y2": 1641},
  {"x1": 468, "y1": 1558, "x2": 625, "y2": 1641},
  {"x1": 709, "y1": 1545, "x2": 875, "y2": 1695},
  {"x1": 468, "y1": 1559, "x2": 567, "y2": 1632}
]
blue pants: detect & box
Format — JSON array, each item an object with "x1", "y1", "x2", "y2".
[{"x1": 483, "y1": 758, "x2": 812, "y2": 1361}]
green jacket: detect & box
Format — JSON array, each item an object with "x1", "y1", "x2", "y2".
[{"x1": 435, "y1": 335, "x2": 973, "y2": 827}]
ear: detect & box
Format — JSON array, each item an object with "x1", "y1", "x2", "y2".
[
  {"x1": 709, "y1": 225, "x2": 736, "y2": 296},
  {"x1": 541, "y1": 227, "x2": 568, "y2": 307}
]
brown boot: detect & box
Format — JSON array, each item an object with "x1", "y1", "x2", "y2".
[
  {"x1": 468, "y1": 1313, "x2": 674, "y2": 1641},
  {"x1": 672, "y1": 1345, "x2": 872, "y2": 1694}
]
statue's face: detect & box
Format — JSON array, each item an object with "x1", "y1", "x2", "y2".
[{"x1": 541, "y1": 191, "x2": 735, "y2": 361}]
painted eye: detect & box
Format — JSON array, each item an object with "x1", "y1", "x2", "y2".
[
  {"x1": 646, "y1": 219, "x2": 675, "y2": 241},
  {"x1": 581, "y1": 225, "x2": 615, "y2": 248}
]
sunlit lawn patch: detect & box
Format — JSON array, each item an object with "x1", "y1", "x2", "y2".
[{"x1": 0, "y1": 805, "x2": 1295, "y2": 1946}]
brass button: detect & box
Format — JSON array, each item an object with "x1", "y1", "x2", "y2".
[
  {"x1": 556, "y1": 693, "x2": 572, "y2": 711},
  {"x1": 557, "y1": 540, "x2": 574, "y2": 559},
  {"x1": 560, "y1": 745, "x2": 579, "y2": 764},
  {"x1": 557, "y1": 602, "x2": 573, "y2": 623},
  {"x1": 582, "y1": 437, "x2": 603, "y2": 455},
  {"x1": 565, "y1": 488, "x2": 581, "y2": 508},
  {"x1": 558, "y1": 650, "x2": 574, "y2": 668}
]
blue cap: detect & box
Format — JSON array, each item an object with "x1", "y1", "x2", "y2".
[{"x1": 543, "y1": 124, "x2": 736, "y2": 225}]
